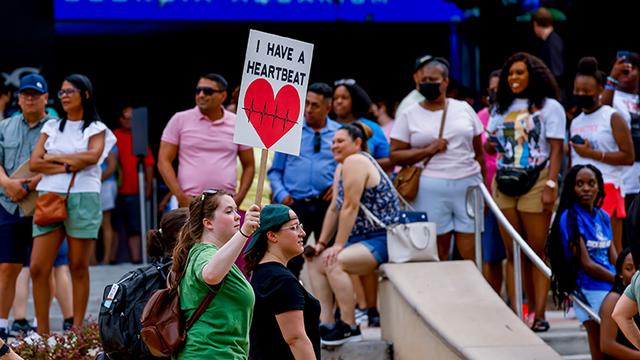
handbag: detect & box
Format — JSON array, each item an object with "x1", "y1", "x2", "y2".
[
  {"x1": 361, "y1": 153, "x2": 439, "y2": 263},
  {"x1": 495, "y1": 160, "x2": 547, "y2": 197},
  {"x1": 140, "y1": 271, "x2": 221, "y2": 357},
  {"x1": 33, "y1": 172, "x2": 77, "y2": 226},
  {"x1": 393, "y1": 100, "x2": 449, "y2": 201}
]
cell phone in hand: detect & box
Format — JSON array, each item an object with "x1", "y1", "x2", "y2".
[
  {"x1": 618, "y1": 50, "x2": 631, "y2": 63},
  {"x1": 571, "y1": 134, "x2": 585, "y2": 145},
  {"x1": 304, "y1": 245, "x2": 316, "y2": 257}
]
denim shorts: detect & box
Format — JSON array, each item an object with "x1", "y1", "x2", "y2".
[
  {"x1": 574, "y1": 288, "x2": 609, "y2": 323},
  {"x1": 0, "y1": 206, "x2": 32, "y2": 264},
  {"x1": 482, "y1": 211, "x2": 506, "y2": 263},
  {"x1": 346, "y1": 229, "x2": 388, "y2": 264},
  {"x1": 412, "y1": 173, "x2": 482, "y2": 235}
]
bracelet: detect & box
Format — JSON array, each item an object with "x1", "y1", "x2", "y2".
[
  {"x1": 607, "y1": 76, "x2": 620, "y2": 85},
  {"x1": 0, "y1": 343, "x2": 10, "y2": 356},
  {"x1": 239, "y1": 228, "x2": 250, "y2": 238}
]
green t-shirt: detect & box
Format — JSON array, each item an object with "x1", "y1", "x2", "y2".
[
  {"x1": 176, "y1": 243, "x2": 255, "y2": 360},
  {"x1": 624, "y1": 271, "x2": 640, "y2": 306}
]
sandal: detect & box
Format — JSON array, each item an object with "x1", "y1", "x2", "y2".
[{"x1": 531, "y1": 318, "x2": 550, "y2": 332}]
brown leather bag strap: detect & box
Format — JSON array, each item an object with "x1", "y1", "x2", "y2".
[
  {"x1": 437, "y1": 99, "x2": 449, "y2": 139},
  {"x1": 64, "y1": 172, "x2": 77, "y2": 199},
  {"x1": 184, "y1": 281, "x2": 222, "y2": 332},
  {"x1": 420, "y1": 99, "x2": 449, "y2": 167}
]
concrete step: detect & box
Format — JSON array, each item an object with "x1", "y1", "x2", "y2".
[
  {"x1": 563, "y1": 355, "x2": 591, "y2": 360},
  {"x1": 538, "y1": 310, "x2": 590, "y2": 357},
  {"x1": 321, "y1": 327, "x2": 391, "y2": 360}
]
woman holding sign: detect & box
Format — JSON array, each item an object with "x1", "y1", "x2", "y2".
[
  {"x1": 306, "y1": 122, "x2": 399, "y2": 346},
  {"x1": 172, "y1": 190, "x2": 260, "y2": 359}
]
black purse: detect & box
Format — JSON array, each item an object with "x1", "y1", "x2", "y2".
[{"x1": 496, "y1": 160, "x2": 548, "y2": 197}]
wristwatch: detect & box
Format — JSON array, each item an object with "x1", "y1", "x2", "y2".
[
  {"x1": 22, "y1": 182, "x2": 30, "y2": 193},
  {"x1": 545, "y1": 179, "x2": 557, "y2": 189}
]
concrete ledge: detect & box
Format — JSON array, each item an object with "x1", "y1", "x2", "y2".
[
  {"x1": 379, "y1": 261, "x2": 562, "y2": 360},
  {"x1": 321, "y1": 340, "x2": 391, "y2": 360}
]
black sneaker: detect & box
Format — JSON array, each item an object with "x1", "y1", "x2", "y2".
[
  {"x1": 319, "y1": 323, "x2": 334, "y2": 338},
  {"x1": 367, "y1": 307, "x2": 380, "y2": 328},
  {"x1": 0, "y1": 327, "x2": 7, "y2": 342},
  {"x1": 63, "y1": 317, "x2": 74, "y2": 331},
  {"x1": 321, "y1": 320, "x2": 362, "y2": 346},
  {"x1": 10, "y1": 319, "x2": 34, "y2": 336}
]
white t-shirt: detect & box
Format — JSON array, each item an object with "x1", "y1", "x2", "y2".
[
  {"x1": 37, "y1": 119, "x2": 117, "y2": 193},
  {"x1": 613, "y1": 90, "x2": 640, "y2": 194},
  {"x1": 570, "y1": 105, "x2": 625, "y2": 188},
  {"x1": 390, "y1": 98, "x2": 482, "y2": 179},
  {"x1": 395, "y1": 89, "x2": 425, "y2": 118},
  {"x1": 487, "y1": 98, "x2": 566, "y2": 169}
]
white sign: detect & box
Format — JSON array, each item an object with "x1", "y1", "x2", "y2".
[{"x1": 233, "y1": 29, "x2": 314, "y2": 156}]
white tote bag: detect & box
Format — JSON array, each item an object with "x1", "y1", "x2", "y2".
[
  {"x1": 360, "y1": 205, "x2": 439, "y2": 263},
  {"x1": 359, "y1": 153, "x2": 439, "y2": 263}
]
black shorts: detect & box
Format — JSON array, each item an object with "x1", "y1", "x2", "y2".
[{"x1": 0, "y1": 205, "x2": 33, "y2": 264}]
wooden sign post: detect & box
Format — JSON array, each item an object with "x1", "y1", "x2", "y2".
[{"x1": 233, "y1": 30, "x2": 314, "y2": 206}]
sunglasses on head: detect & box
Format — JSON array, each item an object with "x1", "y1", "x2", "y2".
[
  {"x1": 195, "y1": 86, "x2": 225, "y2": 96},
  {"x1": 200, "y1": 188, "x2": 220, "y2": 201},
  {"x1": 334, "y1": 78, "x2": 356, "y2": 87}
]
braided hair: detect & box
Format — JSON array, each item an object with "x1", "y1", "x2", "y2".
[{"x1": 547, "y1": 164, "x2": 605, "y2": 309}]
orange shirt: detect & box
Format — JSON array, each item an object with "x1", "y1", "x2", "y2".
[{"x1": 113, "y1": 128, "x2": 155, "y2": 195}]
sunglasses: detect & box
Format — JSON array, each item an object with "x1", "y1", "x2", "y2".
[
  {"x1": 200, "y1": 188, "x2": 220, "y2": 201},
  {"x1": 313, "y1": 131, "x2": 321, "y2": 153},
  {"x1": 195, "y1": 86, "x2": 225, "y2": 96},
  {"x1": 57, "y1": 88, "x2": 81, "y2": 98},
  {"x1": 334, "y1": 78, "x2": 356, "y2": 87},
  {"x1": 282, "y1": 223, "x2": 304, "y2": 233}
]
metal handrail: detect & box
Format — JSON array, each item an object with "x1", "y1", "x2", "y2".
[{"x1": 467, "y1": 183, "x2": 601, "y2": 323}]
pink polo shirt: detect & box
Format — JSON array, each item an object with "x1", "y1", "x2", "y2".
[{"x1": 161, "y1": 106, "x2": 250, "y2": 196}]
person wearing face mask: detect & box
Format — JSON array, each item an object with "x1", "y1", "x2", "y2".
[
  {"x1": 485, "y1": 52, "x2": 565, "y2": 332},
  {"x1": 476, "y1": 70, "x2": 506, "y2": 293},
  {"x1": 599, "y1": 52, "x2": 640, "y2": 249},
  {"x1": 390, "y1": 56, "x2": 486, "y2": 261},
  {"x1": 569, "y1": 57, "x2": 634, "y2": 255}
]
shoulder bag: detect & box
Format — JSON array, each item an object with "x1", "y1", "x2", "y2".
[
  {"x1": 33, "y1": 172, "x2": 77, "y2": 226},
  {"x1": 361, "y1": 153, "x2": 439, "y2": 263},
  {"x1": 393, "y1": 100, "x2": 448, "y2": 201}
]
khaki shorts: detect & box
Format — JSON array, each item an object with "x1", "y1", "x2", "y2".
[{"x1": 492, "y1": 167, "x2": 549, "y2": 213}]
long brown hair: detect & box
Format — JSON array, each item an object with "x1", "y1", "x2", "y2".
[
  {"x1": 147, "y1": 208, "x2": 188, "y2": 259},
  {"x1": 171, "y1": 190, "x2": 230, "y2": 282},
  {"x1": 244, "y1": 233, "x2": 269, "y2": 275}
]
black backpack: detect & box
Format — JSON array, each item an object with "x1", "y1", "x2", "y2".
[{"x1": 99, "y1": 259, "x2": 172, "y2": 360}]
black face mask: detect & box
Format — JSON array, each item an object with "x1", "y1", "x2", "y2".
[
  {"x1": 574, "y1": 95, "x2": 597, "y2": 110},
  {"x1": 419, "y1": 82, "x2": 442, "y2": 101}
]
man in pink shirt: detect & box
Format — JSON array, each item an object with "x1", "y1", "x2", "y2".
[{"x1": 158, "y1": 73, "x2": 255, "y2": 208}]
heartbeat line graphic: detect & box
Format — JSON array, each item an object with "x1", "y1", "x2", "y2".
[{"x1": 242, "y1": 98, "x2": 298, "y2": 132}]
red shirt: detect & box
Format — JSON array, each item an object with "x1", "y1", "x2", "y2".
[{"x1": 113, "y1": 128, "x2": 155, "y2": 195}]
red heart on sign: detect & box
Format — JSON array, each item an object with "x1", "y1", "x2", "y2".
[{"x1": 243, "y1": 78, "x2": 300, "y2": 149}]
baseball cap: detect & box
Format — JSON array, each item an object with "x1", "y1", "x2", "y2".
[
  {"x1": 19, "y1": 74, "x2": 48, "y2": 94},
  {"x1": 244, "y1": 204, "x2": 293, "y2": 254},
  {"x1": 414, "y1": 55, "x2": 450, "y2": 72}
]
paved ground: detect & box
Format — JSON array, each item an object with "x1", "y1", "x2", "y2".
[{"x1": 18, "y1": 263, "x2": 140, "y2": 331}]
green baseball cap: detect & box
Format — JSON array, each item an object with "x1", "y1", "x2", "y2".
[{"x1": 244, "y1": 204, "x2": 292, "y2": 254}]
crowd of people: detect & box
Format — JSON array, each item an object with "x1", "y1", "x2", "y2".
[{"x1": 3, "y1": 7, "x2": 640, "y2": 360}]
